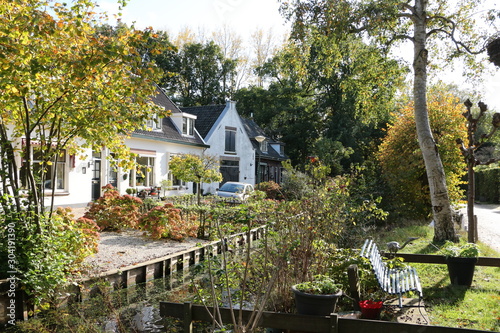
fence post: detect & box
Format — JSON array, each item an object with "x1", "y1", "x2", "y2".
[
  {"x1": 347, "y1": 264, "x2": 361, "y2": 311},
  {"x1": 183, "y1": 302, "x2": 193, "y2": 333},
  {"x1": 329, "y1": 313, "x2": 338, "y2": 333}
]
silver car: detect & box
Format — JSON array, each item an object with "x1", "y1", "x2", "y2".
[{"x1": 216, "y1": 182, "x2": 254, "y2": 201}]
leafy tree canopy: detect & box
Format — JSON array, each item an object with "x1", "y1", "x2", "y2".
[
  {"x1": 235, "y1": 29, "x2": 405, "y2": 172},
  {"x1": 378, "y1": 83, "x2": 467, "y2": 219},
  {"x1": 152, "y1": 40, "x2": 238, "y2": 106},
  {"x1": 168, "y1": 154, "x2": 222, "y2": 204}
]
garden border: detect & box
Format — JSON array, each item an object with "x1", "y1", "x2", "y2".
[{"x1": 0, "y1": 225, "x2": 267, "y2": 325}]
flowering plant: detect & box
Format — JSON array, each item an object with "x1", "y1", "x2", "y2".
[
  {"x1": 139, "y1": 203, "x2": 198, "y2": 240},
  {"x1": 84, "y1": 184, "x2": 143, "y2": 230}
]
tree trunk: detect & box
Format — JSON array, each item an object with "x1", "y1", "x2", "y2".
[{"x1": 413, "y1": 0, "x2": 458, "y2": 243}]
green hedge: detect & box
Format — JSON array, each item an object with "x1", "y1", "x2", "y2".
[{"x1": 475, "y1": 168, "x2": 500, "y2": 203}]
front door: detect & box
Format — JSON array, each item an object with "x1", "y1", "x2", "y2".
[{"x1": 91, "y1": 159, "x2": 101, "y2": 201}]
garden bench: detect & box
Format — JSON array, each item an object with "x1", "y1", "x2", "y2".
[{"x1": 360, "y1": 239, "x2": 423, "y2": 307}]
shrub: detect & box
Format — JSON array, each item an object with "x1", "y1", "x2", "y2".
[
  {"x1": 53, "y1": 207, "x2": 100, "y2": 265},
  {"x1": 377, "y1": 86, "x2": 467, "y2": 219},
  {"x1": 84, "y1": 184, "x2": 143, "y2": 231},
  {"x1": 0, "y1": 207, "x2": 100, "y2": 306},
  {"x1": 138, "y1": 203, "x2": 198, "y2": 240},
  {"x1": 256, "y1": 181, "x2": 284, "y2": 200}
]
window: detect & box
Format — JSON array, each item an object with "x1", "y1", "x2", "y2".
[
  {"x1": 108, "y1": 153, "x2": 118, "y2": 188},
  {"x1": 168, "y1": 171, "x2": 185, "y2": 188},
  {"x1": 167, "y1": 154, "x2": 186, "y2": 189},
  {"x1": 21, "y1": 147, "x2": 67, "y2": 191},
  {"x1": 260, "y1": 140, "x2": 268, "y2": 153},
  {"x1": 225, "y1": 127, "x2": 236, "y2": 153},
  {"x1": 129, "y1": 156, "x2": 155, "y2": 187},
  {"x1": 147, "y1": 114, "x2": 162, "y2": 131},
  {"x1": 182, "y1": 117, "x2": 194, "y2": 136}
]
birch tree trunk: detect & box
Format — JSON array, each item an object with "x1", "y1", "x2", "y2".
[{"x1": 413, "y1": 0, "x2": 458, "y2": 242}]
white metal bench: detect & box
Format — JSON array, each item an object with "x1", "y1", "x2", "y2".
[{"x1": 360, "y1": 239, "x2": 423, "y2": 307}]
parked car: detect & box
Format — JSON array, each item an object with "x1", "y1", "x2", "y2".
[{"x1": 215, "y1": 182, "x2": 254, "y2": 201}]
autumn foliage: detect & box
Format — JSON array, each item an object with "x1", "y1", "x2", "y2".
[
  {"x1": 377, "y1": 88, "x2": 467, "y2": 219},
  {"x1": 84, "y1": 184, "x2": 144, "y2": 230},
  {"x1": 139, "y1": 203, "x2": 198, "y2": 240}
]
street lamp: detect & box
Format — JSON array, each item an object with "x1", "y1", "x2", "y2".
[{"x1": 255, "y1": 135, "x2": 266, "y2": 185}]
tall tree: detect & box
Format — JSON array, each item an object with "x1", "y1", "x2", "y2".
[
  {"x1": 378, "y1": 84, "x2": 468, "y2": 220},
  {"x1": 280, "y1": 0, "x2": 499, "y2": 242},
  {"x1": 236, "y1": 30, "x2": 404, "y2": 171},
  {"x1": 0, "y1": 0, "x2": 164, "y2": 298},
  {"x1": 250, "y1": 28, "x2": 281, "y2": 87},
  {"x1": 158, "y1": 41, "x2": 237, "y2": 106}
]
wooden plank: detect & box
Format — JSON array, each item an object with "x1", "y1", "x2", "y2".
[
  {"x1": 382, "y1": 253, "x2": 500, "y2": 267},
  {"x1": 160, "y1": 302, "x2": 338, "y2": 332},
  {"x1": 338, "y1": 317, "x2": 489, "y2": 333},
  {"x1": 160, "y1": 302, "x2": 487, "y2": 333}
]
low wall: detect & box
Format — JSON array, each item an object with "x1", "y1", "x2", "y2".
[{"x1": 0, "y1": 225, "x2": 267, "y2": 326}]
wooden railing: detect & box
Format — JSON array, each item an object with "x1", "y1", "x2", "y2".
[{"x1": 159, "y1": 302, "x2": 489, "y2": 333}]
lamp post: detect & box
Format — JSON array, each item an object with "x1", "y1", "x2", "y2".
[{"x1": 255, "y1": 135, "x2": 266, "y2": 185}]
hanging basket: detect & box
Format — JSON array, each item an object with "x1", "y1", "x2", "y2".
[{"x1": 487, "y1": 36, "x2": 500, "y2": 68}]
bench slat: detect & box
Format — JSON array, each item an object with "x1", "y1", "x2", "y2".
[{"x1": 360, "y1": 239, "x2": 423, "y2": 304}]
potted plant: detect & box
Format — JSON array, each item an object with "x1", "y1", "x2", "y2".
[
  {"x1": 292, "y1": 275, "x2": 342, "y2": 316},
  {"x1": 358, "y1": 300, "x2": 383, "y2": 319},
  {"x1": 442, "y1": 241, "x2": 479, "y2": 287}
]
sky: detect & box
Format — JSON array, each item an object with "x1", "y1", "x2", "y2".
[
  {"x1": 95, "y1": 0, "x2": 500, "y2": 112},
  {"x1": 95, "y1": 0, "x2": 289, "y2": 40}
]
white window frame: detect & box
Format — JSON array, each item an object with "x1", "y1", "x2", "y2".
[
  {"x1": 146, "y1": 114, "x2": 162, "y2": 131},
  {"x1": 129, "y1": 155, "x2": 156, "y2": 187},
  {"x1": 21, "y1": 145, "x2": 68, "y2": 192},
  {"x1": 182, "y1": 116, "x2": 195, "y2": 136},
  {"x1": 225, "y1": 127, "x2": 237, "y2": 154},
  {"x1": 260, "y1": 140, "x2": 268, "y2": 153}
]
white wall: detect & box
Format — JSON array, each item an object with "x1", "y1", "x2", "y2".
[
  {"x1": 202, "y1": 101, "x2": 256, "y2": 194},
  {"x1": 123, "y1": 136, "x2": 206, "y2": 196},
  {"x1": 44, "y1": 146, "x2": 94, "y2": 208}
]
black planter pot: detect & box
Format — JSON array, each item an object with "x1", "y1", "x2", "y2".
[
  {"x1": 292, "y1": 285, "x2": 342, "y2": 316},
  {"x1": 446, "y1": 257, "x2": 477, "y2": 287}
]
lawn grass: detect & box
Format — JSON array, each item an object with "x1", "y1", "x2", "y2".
[{"x1": 374, "y1": 224, "x2": 500, "y2": 331}]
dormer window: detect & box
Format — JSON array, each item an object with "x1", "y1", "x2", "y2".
[
  {"x1": 260, "y1": 140, "x2": 268, "y2": 153},
  {"x1": 146, "y1": 114, "x2": 162, "y2": 131},
  {"x1": 182, "y1": 116, "x2": 195, "y2": 136}
]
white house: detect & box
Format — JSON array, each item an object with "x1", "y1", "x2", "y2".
[
  {"x1": 181, "y1": 101, "x2": 256, "y2": 195},
  {"x1": 30, "y1": 87, "x2": 209, "y2": 208}
]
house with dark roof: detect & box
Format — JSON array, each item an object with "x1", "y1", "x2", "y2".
[
  {"x1": 44, "y1": 86, "x2": 209, "y2": 207},
  {"x1": 240, "y1": 117, "x2": 287, "y2": 184},
  {"x1": 181, "y1": 101, "x2": 255, "y2": 195},
  {"x1": 111, "y1": 87, "x2": 209, "y2": 199}
]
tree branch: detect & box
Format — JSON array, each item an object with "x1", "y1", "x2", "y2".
[{"x1": 427, "y1": 16, "x2": 484, "y2": 54}]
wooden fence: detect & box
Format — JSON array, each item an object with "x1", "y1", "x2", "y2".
[{"x1": 159, "y1": 302, "x2": 489, "y2": 333}]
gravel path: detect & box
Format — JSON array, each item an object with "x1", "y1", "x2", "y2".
[
  {"x1": 69, "y1": 207, "x2": 210, "y2": 276},
  {"x1": 81, "y1": 230, "x2": 209, "y2": 276}
]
